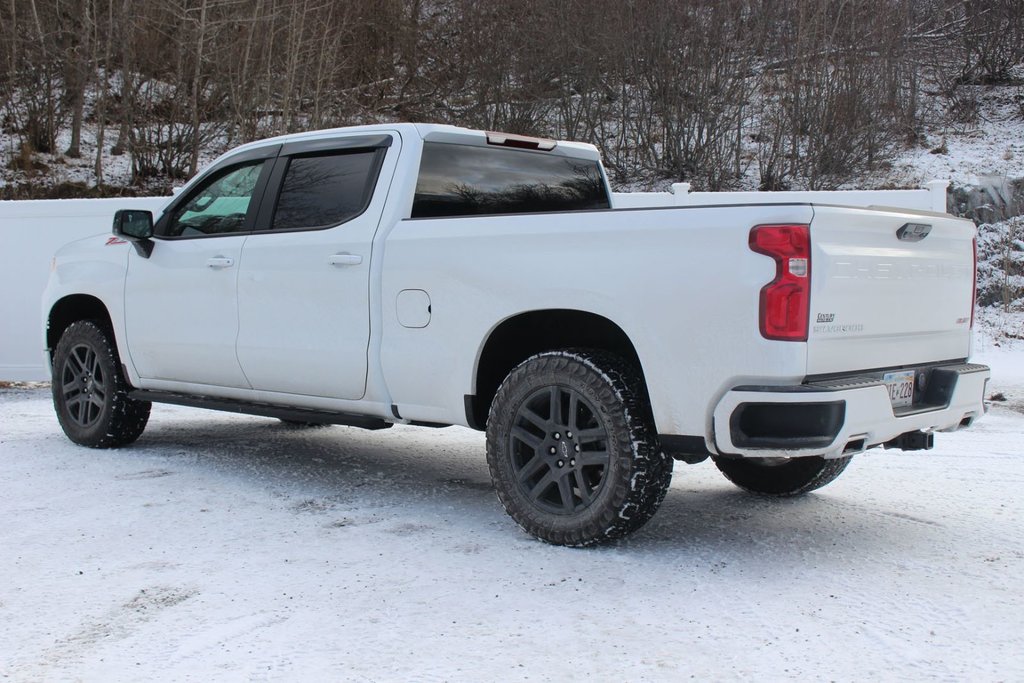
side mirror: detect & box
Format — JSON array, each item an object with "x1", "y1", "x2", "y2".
[
  {"x1": 112, "y1": 209, "x2": 155, "y2": 258},
  {"x1": 113, "y1": 209, "x2": 154, "y2": 239}
]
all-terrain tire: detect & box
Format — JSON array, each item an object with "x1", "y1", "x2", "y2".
[
  {"x1": 712, "y1": 455, "x2": 852, "y2": 496},
  {"x1": 52, "y1": 320, "x2": 151, "y2": 448},
  {"x1": 486, "y1": 349, "x2": 673, "y2": 546}
]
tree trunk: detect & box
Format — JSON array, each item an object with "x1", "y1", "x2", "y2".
[
  {"x1": 110, "y1": 0, "x2": 133, "y2": 158},
  {"x1": 94, "y1": 0, "x2": 114, "y2": 186},
  {"x1": 63, "y1": 0, "x2": 90, "y2": 158},
  {"x1": 188, "y1": 0, "x2": 208, "y2": 178}
]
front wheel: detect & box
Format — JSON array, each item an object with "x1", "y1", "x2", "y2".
[
  {"x1": 712, "y1": 455, "x2": 851, "y2": 496},
  {"x1": 486, "y1": 350, "x2": 673, "y2": 546},
  {"x1": 52, "y1": 320, "x2": 151, "y2": 448}
]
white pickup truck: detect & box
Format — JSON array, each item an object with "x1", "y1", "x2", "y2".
[{"x1": 43, "y1": 123, "x2": 990, "y2": 545}]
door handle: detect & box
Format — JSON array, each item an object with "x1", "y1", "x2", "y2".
[
  {"x1": 328, "y1": 253, "x2": 363, "y2": 266},
  {"x1": 206, "y1": 256, "x2": 235, "y2": 268}
]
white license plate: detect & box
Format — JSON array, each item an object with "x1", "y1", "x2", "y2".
[{"x1": 883, "y1": 370, "x2": 916, "y2": 408}]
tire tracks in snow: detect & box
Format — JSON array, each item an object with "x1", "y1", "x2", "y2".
[{"x1": 31, "y1": 585, "x2": 197, "y2": 674}]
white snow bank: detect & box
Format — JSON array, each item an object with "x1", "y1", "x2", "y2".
[{"x1": 973, "y1": 327, "x2": 1024, "y2": 406}]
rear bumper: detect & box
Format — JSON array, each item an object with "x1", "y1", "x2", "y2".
[{"x1": 711, "y1": 362, "x2": 990, "y2": 459}]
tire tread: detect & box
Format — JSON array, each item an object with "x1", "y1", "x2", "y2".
[
  {"x1": 486, "y1": 349, "x2": 672, "y2": 546},
  {"x1": 52, "y1": 320, "x2": 150, "y2": 448}
]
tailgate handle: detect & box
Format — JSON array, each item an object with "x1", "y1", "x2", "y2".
[{"x1": 896, "y1": 223, "x2": 932, "y2": 242}]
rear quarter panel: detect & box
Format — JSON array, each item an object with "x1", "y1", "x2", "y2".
[{"x1": 379, "y1": 203, "x2": 815, "y2": 439}]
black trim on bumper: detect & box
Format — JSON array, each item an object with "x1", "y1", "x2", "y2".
[
  {"x1": 734, "y1": 362, "x2": 990, "y2": 417},
  {"x1": 729, "y1": 400, "x2": 846, "y2": 450}
]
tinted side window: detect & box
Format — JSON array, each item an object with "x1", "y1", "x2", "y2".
[
  {"x1": 412, "y1": 143, "x2": 610, "y2": 218},
  {"x1": 272, "y1": 150, "x2": 380, "y2": 231},
  {"x1": 163, "y1": 161, "x2": 265, "y2": 237}
]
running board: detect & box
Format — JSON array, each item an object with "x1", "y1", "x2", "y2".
[{"x1": 129, "y1": 390, "x2": 393, "y2": 430}]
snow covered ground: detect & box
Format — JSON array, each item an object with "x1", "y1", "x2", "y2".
[{"x1": 1, "y1": 351, "x2": 1022, "y2": 681}]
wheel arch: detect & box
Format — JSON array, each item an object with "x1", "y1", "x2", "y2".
[
  {"x1": 467, "y1": 309, "x2": 646, "y2": 430},
  {"x1": 46, "y1": 294, "x2": 114, "y2": 363}
]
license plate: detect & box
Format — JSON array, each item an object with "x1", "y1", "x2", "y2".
[{"x1": 883, "y1": 370, "x2": 915, "y2": 408}]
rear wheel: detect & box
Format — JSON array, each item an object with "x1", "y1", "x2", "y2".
[
  {"x1": 486, "y1": 350, "x2": 673, "y2": 546},
  {"x1": 52, "y1": 320, "x2": 150, "y2": 448},
  {"x1": 712, "y1": 455, "x2": 851, "y2": 496}
]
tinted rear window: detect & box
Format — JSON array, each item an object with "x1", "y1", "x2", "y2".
[
  {"x1": 273, "y1": 150, "x2": 380, "y2": 230},
  {"x1": 412, "y1": 142, "x2": 610, "y2": 218}
]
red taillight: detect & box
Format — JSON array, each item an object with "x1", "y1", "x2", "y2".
[
  {"x1": 749, "y1": 224, "x2": 811, "y2": 341},
  {"x1": 971, "y1": 236, "x2": 977, "y2": 329}
]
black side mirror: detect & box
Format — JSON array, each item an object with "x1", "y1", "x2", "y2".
[
  {"x1": 112, "y1": 209, "x2": 155, "y2": 258},
  {"x1": 113, "y1": 209, "x2": 154, "y2": 239}
]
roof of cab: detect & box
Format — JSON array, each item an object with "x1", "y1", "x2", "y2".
[{"x1": 209, "y1": 122, "x2": 601, "y2": 168}]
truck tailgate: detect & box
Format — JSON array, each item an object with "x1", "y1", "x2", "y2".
[{"x1": 807, "y1": 205, "x2": 976, "y2": 375}]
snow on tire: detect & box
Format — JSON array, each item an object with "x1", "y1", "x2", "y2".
[
  {"x1": 51, "y1": 320, "x2": 151, "y2": 448},
  {"x1": 485, "y1": 349, "x2": 673, "y2": 546}
]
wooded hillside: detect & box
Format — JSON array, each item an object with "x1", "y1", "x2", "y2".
[{"x1": 2, "y1": 0, "x2": 1022, "y2": 194}]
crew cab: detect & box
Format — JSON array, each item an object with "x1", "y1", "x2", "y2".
[{"x1": 42, "y1": 123, "x2": 990, "y2": 545}]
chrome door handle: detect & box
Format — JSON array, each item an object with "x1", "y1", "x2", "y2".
[
  {"x1": 328, "y1": 253, "x2": 363, "y2": 266},
  {"x1": 206, "y1": 256, "x2": 234, "y2": 268}
]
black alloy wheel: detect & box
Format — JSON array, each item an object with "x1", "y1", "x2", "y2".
[
  {"x1": 509, "y1": 384, "x2": 611, "y2": 515},
  {"x1": 60, "y1": 342, "x2": 109, "y2": 429}
]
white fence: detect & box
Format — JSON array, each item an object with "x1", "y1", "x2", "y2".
[
  {"x1": 0, "y1": 197, "x2": 168, "y2": 381},
  {"x1": 612, "y1": 180, "x2": 949, "y2": 213},
  {"x1": 1, "y1": 183, "x2": 949, "y2": 381}
]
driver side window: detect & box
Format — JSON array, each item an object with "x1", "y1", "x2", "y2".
[{"x1": 162, "y1": 161, "x2": 265, "y2": 237}]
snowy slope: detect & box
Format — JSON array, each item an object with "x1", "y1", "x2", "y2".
[
  {"x1": 3, "y1": 72, "x2": 1023, "y2": 197},
  {"x1": 1, "y1": 351, "x2": 1022, "y2": 681},
  {"x1": 874, "y1": 82, "x2": 1024, "y2": 191}
]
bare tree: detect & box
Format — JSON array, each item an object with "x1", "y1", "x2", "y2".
[{"x1": 1, "y1": 0, "x2": 1020, "y2": 195}]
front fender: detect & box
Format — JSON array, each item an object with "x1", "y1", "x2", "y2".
[{"x1": 43, "y1": 234, "x2": 133, "y2": 379}]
